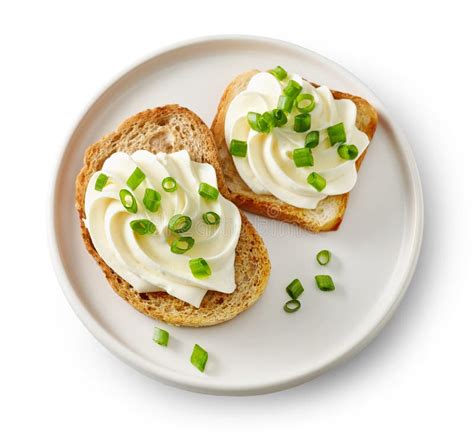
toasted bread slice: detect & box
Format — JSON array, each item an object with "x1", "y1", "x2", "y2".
[
  {"x1": 211, "y1": 70, "x2": 378, "y2": 232},
  {"x1": 75, "y1": 105, "x2": 270, "y2": 327}
]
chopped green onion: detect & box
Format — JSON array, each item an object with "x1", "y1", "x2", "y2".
[
  {"x1": 119, "y1": 189, "x2": 138, "y2": 213},
  {"x1": 247, "y1": 112, "x2": 261, "y2": 131},
  {"x1": 268, "y1": 66, "x2": 287, "y2": 81},
  {"x1": 337, "y1": 144, "x2": 359, "y2": 160},
  {"x1": 126, "y1": 167, "x2": 146, "y2": 190},
  {"x1": 277, "y1": 95, "x2": 294, "y2": 113},
  {"x1": 294, "y1": 113, "x2": 311, "y2": 132},
  {"x1": 286, "y1": 278, "x2": 304, "y2": 299},
  {"x1": 315, "y1": 274, "x2": 335, "y2": 291},
  {"x1": 284, "y1": 299, "x2": 301, "y2": 313},
  {"x1": 283, "y1": 79, "x2": 303, "y2": 98},
  {"x1": 293, "y1": 147, "x2": 314, "y2": 167},
  {"x1": 153, "y1": 327, "x2": 169, "y2": 346},
  {"x1": 94, "y1": 173, "x2": 108, "y2": 191},
  {"x1": 260, "y1": 111, "x2": 275, "y2": 132},
  {"x1": 229, "y1": 139, "x2": 247, "y2": 157},
  {"x1": 305, "y1": 131, "x2": 320, "y2": 148},
  {"x1": 272, "y1": 109, "x2": 288, "y2": 127},
  {"x1": 190, "y1": 344, "x2": 208, "y2": 372},
  {"x1": 198, "y1": 182, "x2": 219, "y2": 200},
  {"x1": 307, "y1": 172, "x2": 326, "y2": 192},
  {"x1": 202, "y1": 211, "x2": 220, "y2": 226},
  {"x1": 248, "y1": 111, "x2": 274, "y2": 133},
  {"x1": 189, "y1": 258, "x2": 212, "y2": 279},
  {"x1": 168, "y1": 214, "x2": 192, "y2": 233},
  {"x1": 143, "y1": 188, "x2": 161, "y2": 212},
  {"x1": 162, "y1": 177, "x2": 178, "y2": 192},
  {"x1": 130, "y1": 219, "x2": 156, "y2": 235},
  {"x1": 170, "y1": 237, "x2": 195, "y2": 254},
  {"x1": 327, "y1": 122, "x2": 346, "y2": 146},
  {"x1": 295, "y1": 93, "x2": 316, "y2": 113},
  {"x1": 316, "y1": 250, "x2": 331, "y2": 266}
]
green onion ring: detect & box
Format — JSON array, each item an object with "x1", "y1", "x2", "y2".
[
  {"x1": 316, "y1": 250, "x2": 331, "y2": 266},
  {"x1": 170, "y1": 237, "x2": 195, "y2": 254},
  {"x1": 202, "y1": 211, "x2": 221, "y2": 226},
  {"x1": 284, "y1": 299, "x2": 301, "y2": 313},
  {"x1": 119, "y1": 189, "x2": 138, "y2": 213},
  {"x1": 295, "y1": 93, "x2": 316, "y2": 113},
  {"x1": 162, "y1": 177, "x2": 178, "y2": 192},
  {"x1": 168, "y1": 214, "x2": 192, "y2": 234}
]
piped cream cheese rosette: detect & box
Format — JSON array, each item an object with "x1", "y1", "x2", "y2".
[
  {"x1": 84, "y1": 149, "x2": 241, "y2": 308},
  {"x1": 224, "y1": 66, "x2": 370, "y2": 209}
]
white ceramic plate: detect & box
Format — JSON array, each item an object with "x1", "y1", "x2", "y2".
[{"x1": 49, "y1": 35, "x2": 423, "y2": 395}]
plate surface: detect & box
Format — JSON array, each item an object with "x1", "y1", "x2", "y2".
[{"x1": 49, "y1": 35, "x2": 423, "y2": 395}]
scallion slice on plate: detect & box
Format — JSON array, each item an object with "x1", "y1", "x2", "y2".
[
  {"x1": 284, "y1": 299, "x2": 301, "y2": 313},
  {"x1": 190, "y1": 344, "x2": 208, "y2": 372},
  {"x1": 153, "y1": 328, "x2": 169, "y2": 346},
  {"x1": 315, "y1": 275, "x2": 335, "y2": 291},
  {"x1": 316, "y1": 250, "x2": 331, "y2": 265},
  {"x1": 286, "y1": 278, "x2": 304, "y2": 299}
]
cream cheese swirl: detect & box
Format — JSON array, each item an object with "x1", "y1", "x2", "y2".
[
  {"x1": 225, "y1": 71, "x2": 370, "y2": 209},
  {"x1": 84, "y1": 150, "x2": 241, "y2": 308}
]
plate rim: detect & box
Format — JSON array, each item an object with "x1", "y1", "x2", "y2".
[{"x1": 47, "y1": 34, "x2": 424, "y2": 395}]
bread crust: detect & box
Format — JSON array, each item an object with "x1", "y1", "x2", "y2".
[
  {"x1": 210, "y1": 70, "x2": 378, "y2": 232},
  {"x1": 75, "y1": 105, "x2": 270, "y2": 327}
]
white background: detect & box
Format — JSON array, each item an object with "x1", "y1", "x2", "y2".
[{"x1": 1, "y1": 1, "x2": 472, "y2": 437}]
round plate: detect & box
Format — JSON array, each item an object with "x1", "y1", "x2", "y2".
[{"x1": 49, "y1": 35, "x2": 423, "y2": 395}]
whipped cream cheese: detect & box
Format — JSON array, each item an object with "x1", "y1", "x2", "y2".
[
  {"x1": 84, "y1": 150, "x2": 241, "y2": 308},
  {"x1": 225, "y1": 71, "x2": 370, "y2": 209}
]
